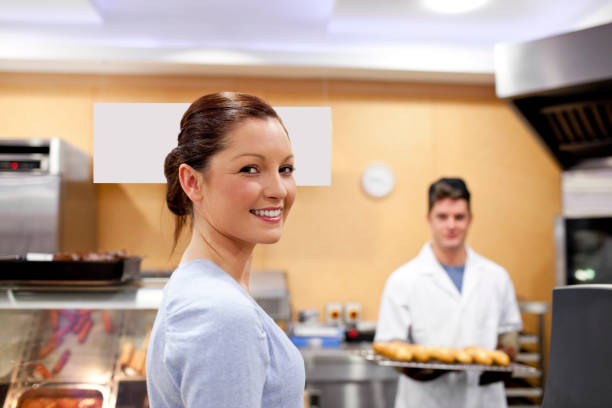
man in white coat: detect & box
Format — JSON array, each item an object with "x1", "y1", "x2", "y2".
[{"x1": 375, "y1": 177, "x2": 522, "y2": 408}]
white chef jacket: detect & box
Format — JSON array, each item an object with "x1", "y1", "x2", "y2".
[{"x1": 375, "y1": 242, "x2": 522, "y2": 408}]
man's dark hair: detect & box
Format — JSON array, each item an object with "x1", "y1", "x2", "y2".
[{"x1": 428, "y1": 177, "x2": 471, "y2": 212}]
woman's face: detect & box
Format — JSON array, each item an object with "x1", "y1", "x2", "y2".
[{"x1": 197, "y1": 117, "x2": 296, "y2": 245}]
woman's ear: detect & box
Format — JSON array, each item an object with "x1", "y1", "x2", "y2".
[{"x1": 178, "y1": 163, "x2": 204, "y2": 202}]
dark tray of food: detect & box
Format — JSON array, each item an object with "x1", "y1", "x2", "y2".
[{"x1": 0, "y1": 252, "x2": 141, "y2": 285}]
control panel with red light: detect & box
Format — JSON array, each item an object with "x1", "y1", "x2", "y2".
[{"x1": 0, "y1": 159, "x2": 42, "y2": 172}]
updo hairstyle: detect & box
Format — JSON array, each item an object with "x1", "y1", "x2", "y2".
[{"x1": 164, "y1": 92, "x2": 286, "y2": 248}]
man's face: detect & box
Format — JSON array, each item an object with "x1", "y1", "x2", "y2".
[{"x1": 427, "y1": 198, "x2": 472, "y2": 252}]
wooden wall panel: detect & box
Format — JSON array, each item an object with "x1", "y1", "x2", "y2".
[{"x1": 0, "y1": 73, "x2": 561, "y2": 329}]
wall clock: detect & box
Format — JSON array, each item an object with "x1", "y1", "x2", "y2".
[{"x1": 361, "y1": 163, "x2": 395, "y2": 198}]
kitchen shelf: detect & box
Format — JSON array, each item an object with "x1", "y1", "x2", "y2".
[
  {"x1": 506, "y1": 387, "x2": 543, "y2": 398},
  {"x1": 505, "y1": 301, "x2": 548, "y2": 407},
  {"x1": 511, "y1": 368, "x2": 542, "y2": 379},
  {"x1": 516, "y1": 353, "x2": 540, "y2": 363},
  {"x1": 518, "y1": 334, "x2": 539, "y2": 345}
]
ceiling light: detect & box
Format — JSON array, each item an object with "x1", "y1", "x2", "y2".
[{"x1": 422, "y1": 0, "x2": 489, "y2": 14}]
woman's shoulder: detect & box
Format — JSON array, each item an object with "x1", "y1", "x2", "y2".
[
  {"x1": 162, "y1": 261, "x2": 264, "y2": 334},
  {"x1": 165, "y1": 260, "x2": 244, "y2": 299}
]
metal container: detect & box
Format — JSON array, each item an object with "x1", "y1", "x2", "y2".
[
  {"x1": 0, "y1": 139, "x2": 96, "y2": 257},
  {"x1": 0, "y1": 257, "x2": 142, "y2": 285},
  {"x1": 249, "y1": 270, "x2": 291, "y2": 326},
  {"x1": 301, "y1": 347, "x2": 398, "y2": 408},
  {"x1": 7, "y1": 384, "x2": 107, "y2": 408}
]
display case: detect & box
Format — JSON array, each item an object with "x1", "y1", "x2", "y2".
[
  {"x1": 0, "y1": 280, "x2": 164, "y2": 408},
  {"x1": 0, "y1": 269, "x2": 293, "y2": 408}
]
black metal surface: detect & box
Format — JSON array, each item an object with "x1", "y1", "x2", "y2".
[
  {"x1": 564, "y1": 217, "x2": 612, "y2": 285},
  {"x1": 116, "y1": 380, "x2": 149, "y2": 408},
  {"x1": 509, "y1": 80, "x2": 612, "y2": 169},
  {"x1": 0, "y1": 145, "x2": 50, "y2": 155},
  {"x1": 495, "y1": 22, "x2": 612, "y2": 169},
  {"x1": 0, "y1": 257, "x2": 141, "y2": 284},
  {"x1": 0, "y1": 383, "x2": 8, "y2": 407},
  {"x1": 542, "y1": 285, "x2": 612, "y2": 408}
]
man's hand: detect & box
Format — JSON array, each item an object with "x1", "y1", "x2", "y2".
[
  {"x1": 497, "y1": 331, "x2": 519, "y2": 361},
  {"x1": 478, "y1": 370, "x2": 512, "y2": 386},
  {"x1": 479, "y1": 332, "x2": 518, "y2": 386},
  {"x1": 398, "y1": 367, "x2": 449, "y2": 382}
]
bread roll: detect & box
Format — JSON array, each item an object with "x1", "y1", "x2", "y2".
[
  {"x1": 129, "y1": 349, "x2": 146, "y2": 375},
  {"x1": 372, "y1": 342, "x2": 387, "y2": 355},
  {"x1": 491, "y1": 350, "x2": 510, "y2": 366},
  {"x1": 455, "y1": 349, "x2": 473, "y2": 364},
  {"x1": 412, "y1": 345, "x2": 431, "y2": 362},
  {"x1": 119, "y1": 342, "x2": 135, "y2": 367},
  {"x1": 373, "y1": 341, "x2": 400, "y2": 359},
  {"x1": 463, "y1": 346, "x2": 480, "y2": 355},
  {"x1": 393, "y1": 344, "x2": 414, "y2": 361},
  {"x1": 472, "y1": 348, "x2": 493, "y2": 365},
  {"x1": 430, "y1": 347, "x2": 455, "y2": 364}
]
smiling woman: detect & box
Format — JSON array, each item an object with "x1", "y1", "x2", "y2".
[{"x1": 145, "y1": 92, "x2": 305, "y2": 408}]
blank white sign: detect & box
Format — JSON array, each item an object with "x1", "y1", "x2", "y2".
[{"x1": 93, "y1": 103, "x2": 331, "y2": 186}]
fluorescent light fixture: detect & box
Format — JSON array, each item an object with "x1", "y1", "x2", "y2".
[
  {"x1": 422, "y1": 0, "x2": 489, "y2": 14},
  {"x1": 0, "y1": 0, "x2": 103, "y2": 24}
]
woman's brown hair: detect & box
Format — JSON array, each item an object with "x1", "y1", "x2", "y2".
[{"x1": 164, "y1": 92, "x2": 286, "y2": 250}]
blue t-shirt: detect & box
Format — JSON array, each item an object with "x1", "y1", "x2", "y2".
[
  {"x1": 441, "y1": 263, "x2": 465, "y2": 293},
  {"x1": 146, "y1": 260, "x2": 305, "y2": 408}
]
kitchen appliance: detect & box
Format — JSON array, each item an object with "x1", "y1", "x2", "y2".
[
  {"x1": 554, "y1": 160, "x2": 612, "y2": 285},
  {"x1": 556, "y1": 215, "x2": 612, "y2": 285},
  {"x1": 249, "y1": 270, "x2": 291, "y2": 328},
  {"x1": 297, "y1": 309, "x2": 320, "y2": 325},
  {"x1": 496, "y1": 24, "x2": 612, "y2": 286},
  {"x1": 0, "y1": 139, "x2": 96, "y2": 257},
  {"x1": 495, "y1": 22, "x2": 612, "y2": 169},
  {"x1": 542, "y1": 285, "x2": 612, "y2": 407},
  {"x1": 290, "y1": 324, "x2": 344, "y2": 348},
  {"x1": 302, "y1": 347, "x2": 398, "y2": 408}
]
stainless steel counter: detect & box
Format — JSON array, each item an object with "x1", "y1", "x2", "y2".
[
  {"x1": 0, "y1": 280, "x2": 166, "y2": 310},
  {"x1": 301, "y1": 345, "x2": 398, "y2": 408}
]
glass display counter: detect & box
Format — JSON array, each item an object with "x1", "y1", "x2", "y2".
[{"x1": 0, "y1": 279, "x2": 165, "y2": 408}]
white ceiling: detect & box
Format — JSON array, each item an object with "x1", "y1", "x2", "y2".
[{"x1": 1, "y1": 0, "x2": 611, "y2": 83}]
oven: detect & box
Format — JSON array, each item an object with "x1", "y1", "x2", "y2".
[
  {"x1": 555, "y1": 159, "x2": 612, "y2": 286},
  {"x1": 0, "y1": 139, "x2": 96, "y2": 257}
]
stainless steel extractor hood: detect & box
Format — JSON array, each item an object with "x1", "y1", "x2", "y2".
[{"x1": 494, "y1": 22, "x2": 612, "y2": 169}]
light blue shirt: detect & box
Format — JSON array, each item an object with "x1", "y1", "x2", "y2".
[
  {"x1": 146, "y1": 260, "x2": 305, "y2": 408},
  {"x1": 441, "y1": 263, "x2": 465, "y2": 293}
]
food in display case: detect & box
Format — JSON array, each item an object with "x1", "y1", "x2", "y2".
[
  {"x1": 119, "y1": 329, "x2": 151, "y2": 377},
  {"x1": 15, "y1": 387, "x2": 103, "y2": 408},
  {"x1": 22, "y1": 309, "x2": 119, "y2": 383},
  {"x1": 0, "y1": 294, "x2": 160, "y2": 408}
]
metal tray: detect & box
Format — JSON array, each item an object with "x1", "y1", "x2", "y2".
[
  {"x1": 4, "y1": 383, "x2": 107, "y2": 408},
  {"x1": 0, "y1": 257, "x2": 141, "y2": 285},
  {"x1": 353, "y1": 349, "x2": 539, "y2": 374}
]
